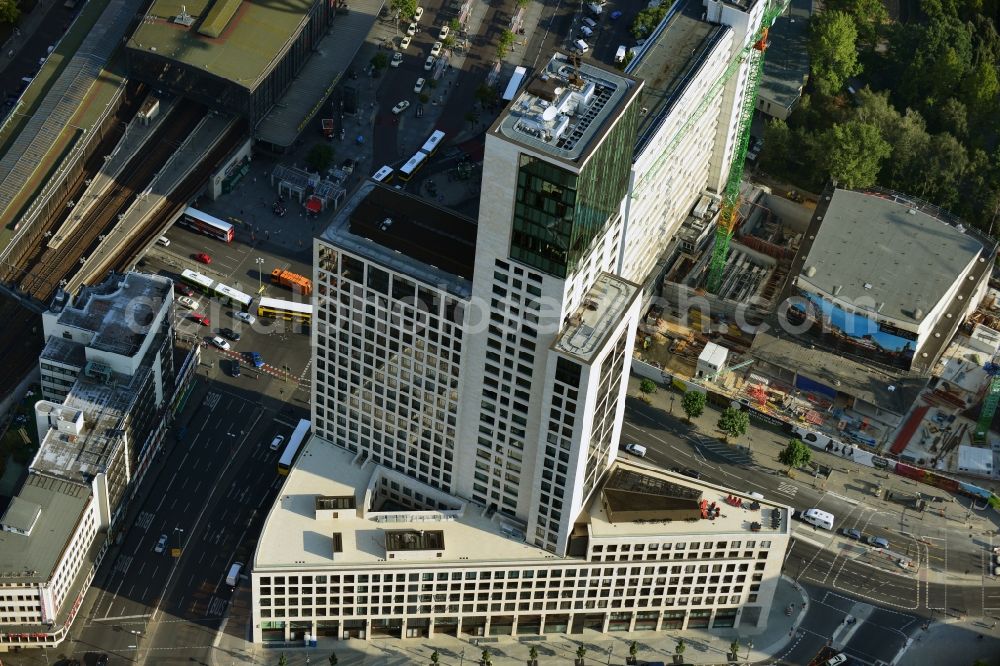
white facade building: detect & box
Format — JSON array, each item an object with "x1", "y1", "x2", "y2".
[{"x1": 0, "y1": 272, "x2": 174, "y2": 651}]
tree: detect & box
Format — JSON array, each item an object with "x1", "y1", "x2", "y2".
[
  {"x1": 962, "y1": 59, "x2": 1000, "y2": 120},
  {"x1": 730, "y1": 640, "x2": 740, "y2": 656},
  {"x1": 717, "y1": 406, "x2": 749, "y2": 443},
  {"x1": 306, "y1": 143, "x2": 335, "y2": 173},
  {"x1": 639, "y1": 378, "x2": 657, "y2": 395},
  {"x1": 681, "y1": 390, "x2": 706, "y2": 423},
  {"x1": 529, "y1": 645, "x2": 539, "y2": 662},
  {"x1": 824, "y1": 0, "x2": 887, "y2": 48},
  {"x1": 0, "y1": 0, "x2": 18, "y2": 25},
  {"x1": 818, "y1": 120, "x2": 891, "y2": 188},
  {"x1": 912, "y1": 132, "x2": 968, "y2": 208},
  {"x1": 808, "y1": 11, "x2": 861, "y2": 96},
  {"x1": 629, "y1": 641, "x2": 638, "y2": 662},
  {"x1": 465, "y1": 110, "x2": 480, "y2": 127},
  {"x1": 390, "y1": 0, "x2": 417, "y2": 21},
  {"x1": 371, "y1": 51, "x2": 389, "y2": 71},
  {"x1": 449, "y1": 18, "x2": 461, "y2": 31},
  {"x1": 778, "y1": 438, "x2": 812, "y2": 471},
  {"x1": 496, "y1": 29, "x2": 515, "y2": 60},
  {"x1": 475, "y1": 84, "x2": 498, "y2": 107},
  {"x1": 430, "y1": 650, "x2": 440, "y2": 664},
  {"x1": 278, "y1": 655, "x2": 288, "y2": 666},
  {"x1": 329, "y1": 652, "x2": 339, "y2": 666},
  {"x1": 631, "y1": 6, "x2": 667, "y2": 38},
  {"x1": 575, "y1": 645, "x2": 587, "y2": 662},
  {"x1": 675, "y1": 638, "x2": 686, "y2": 655},
  {"x1": 481, "y1": 648, "x2": 492, "y2": 666},
  {"x1": 517, "y1": 0, "x2": 529, "y2": 7}
]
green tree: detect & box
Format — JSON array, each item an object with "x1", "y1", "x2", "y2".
[
  {"x1": 0, "y1": 0, "x2": 19, "y2": 25},
  {"x1": 496, "y1": 29, "x2": 515, "y2": 59},
  {"x1": 475, "y1": 84, "x2": 498, "y2": 107},
  {"x1": 371, "y1": 51, "x2": 389, "y2": 70},
  {"x1": 962, "y1": 59, "x2": 1000, "y2": 119},
  {"x1": 306, "y1": 143, "x2": 335, "y2": 173},
  {"x1": 464, "y1": 110, "x2": 480, "y2": 127},
  {"x1": 818, "y1": 120, "x2": 891, "y2": 188},
  {"x1": 629, "y1": 641, "x2": 638, "y2": 659},
  {"x1": 760, "y1": 118, "x2": 792, "y2": 173},
  {"x1": 390, "y1": 0, "x2": 417, "y2": 21},
  {"x1": 808, "y1": 10, "x2": 861, "y2": 96},
  {"x1": 449, "y1": 18, "x2": 461, "y2": 31},
  {"x1": 717, "y1": 406, "x2": 750, "y2": 443},
  {"x1": 825, "y1": 0, "x2": 887, "y2": 48},
  {"x1": 681, "y1": 390, "x2": 706, "y2": 423},
  {"x1": 639, "y1": 378, "x2": 657, "y2": 395},
  {"x1": 631, "y1": 6, "x2": 667, "y2": 38},
  {"x1": 576, "y1": 645, "x2": 587, "y2": 661},
  {"x1": 516, "y1": 0, "x2": 529, "y2": 7},
  {"x1": 278, "y1": 655, "x2": 288, "y2": 666},
  {"x1": 675, "y1": 638, "x2": 686, "y2": 656},
  {"x1": 913, "y1": 132, "x2": 968, "y2": 208},
  {"x1": 529, "y1": 645, "x2": 539, "y2": 662},
  {"x1": 730, "y1": 640, "x2": 740, "y2": 656},
  {"x1": 778, "y1": 438, "x2": 812, "y2": 471},
  {"x1": 430, "y1": 650, "x2": 439, "y2": 664},
  {"x1": 934, "y1": 97, "x2": 968, "y2": 138},
  {"x1": 329, "y1": 652, "x2": 339, "y2": 666},
  {"x1": 481, "y1": 648, "x2": 492, "y2": 666}
]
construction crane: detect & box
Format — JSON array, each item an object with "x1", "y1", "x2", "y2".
[
  {"x1": 973, "y1": 362, "x2": 1000, "y2": 443},
  {"x1": 706, "y1": 358, "x2": 754, "y2": 382},
  {"x1": 629, "y1": 0, "x2": 791, "y2": 292}
]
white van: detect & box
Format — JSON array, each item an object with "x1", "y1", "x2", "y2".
[
  {"x1": 579, "y1": 25, "x2": 593, "y2": 37},
  {"x1": 587, "y1": 2, "x2": 602, "y2": 14},
  {"x1": 799, "y1": 508, "x2": 835, "y2": 531},
  {"x1": 615, "y1": 45, "x2": 627, "y2": 62},
  {"x1": 574, "y1": 39, "x2": 590, "y2": 53},
  {"x1": 623, "y1": 442, "x2": 647, "y2": 457},
  {"x1": 156, "y1": 235, "x2": 170, "y2": 247},
  {"x1": 226, "y1": 562, "x2": 243, "y2": 586}
]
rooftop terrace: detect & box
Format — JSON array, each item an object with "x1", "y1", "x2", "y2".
[
  {"x1": 495, "y1": 53, "x2": 640, "y2": 164},
  {"x1": 553, "y1": 272, "x2": 640, "y2": 364},
  {"x1": 321, "y1": 181, "x2": 477, "y2": 296},
  {"x1": 127, "y1": 0, "x2": 317, "y2": 89}
]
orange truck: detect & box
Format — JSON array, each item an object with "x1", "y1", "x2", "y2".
[{"x1": 271, "y1": 268, "x2": 312, "y2": 296}]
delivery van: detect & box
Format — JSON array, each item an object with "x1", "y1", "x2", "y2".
[
  {"x1": 799, "y1": 508, "x2": 835, "y2": 531},
  {"x1": 226, "y1": 562, "x2": 243, "y2": 586}
]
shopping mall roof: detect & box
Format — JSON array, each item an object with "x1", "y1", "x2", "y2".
[
  {"x1": 797, "y1": 189, "x2": 984, "y2": 327},
  {"x1": 127, "y1": 0, "x2": 318, "y2": 89}
]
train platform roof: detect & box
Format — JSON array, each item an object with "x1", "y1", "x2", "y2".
[{"x1": 127, "y1": 0, "x2": 319, "y2": 90}]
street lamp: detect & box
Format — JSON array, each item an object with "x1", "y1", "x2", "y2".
[
  {"x1": 745, "y1": 639, "x2": 753, "y2": 661},
  {"x1": 255, "y1": 257, "x2": 265, "y2": 294},
  {"x1": 173, "y1": 526, "x2": 184, "y2": 555},
  {"x1": 130, "y1": 629, "x2": 142, "y2": 663}
]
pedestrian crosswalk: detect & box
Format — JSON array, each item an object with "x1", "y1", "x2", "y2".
[
  {"x1": 777, "y1": 481, "x2": 799, "y2": 497},
  {"x1": 113, "y1": 555, "x2": 133, "y2": 575},
  {"x1": 205, "y1": 392, "x2": 221, "y2": 410},
  {"x1": 135, "y1": 511, "x2": 155, "y2": 530}
]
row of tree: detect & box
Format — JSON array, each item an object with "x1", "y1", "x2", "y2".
[{"x1": 763, "y1": 0, "x2": 1000, "y2": 229}]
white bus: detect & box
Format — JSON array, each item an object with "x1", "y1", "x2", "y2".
[
  {"x1": 502, "y1": 66, "x2": 527, "y2": 101},
  {"x1": 178, "y1": 207, "x2": 234, "y2": 243},
  {"x1": 398, "y1": 152, "x2": 427, "y2": 181},
  {"x1": 277, "y1": 418, "x2": 312, "y2": 475},
  {"x1": 419, "y1": 130, "x2": 446, "y2": 156},
  {"x1": 257, "y1": 296, "x2": 313, "y2": 324},
  {"x1": 372, "y1": 165, "x2": 395, "y2": 183}
]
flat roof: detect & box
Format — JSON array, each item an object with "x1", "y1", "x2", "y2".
[
  {"x1": 127, "y1": 0, "x2": 317, "y2": 89},
  {"x1": 255, "y1": 0, "x2": 380, "y2": 146},
  {"x1": 630, "y1": 2, "x2": 726, "y2": 156},
  {"x1": 553, "y1": 272, "x2": 640, "y2": 363},
  {"x1": 0, "y1": 474, "x2": 91, "y2": 584},
  {"x1": 798, "y1": 189, "x2": 983, "y2": 327},
  {"x1": 52, "y1": 272, "x2": 171, "y2": 357},
  {"x1": 40, "y1": 336, "x2": 87, "y2": 368},
  {"x1": 750, "y1": 329, "x2": 927, "y2": 415},
  {"x1": 494, "y1": 52, "x2": 641, "y2": 165},
  {"x1": 757, "y1": 0, "x2": 811, "y2": 115},
  {"x1": 320, "y1": 181, "x2": 477, "y2": 295}
]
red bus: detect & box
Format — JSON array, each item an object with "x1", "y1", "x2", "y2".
[{"x1": 178, "y1": 207, "x2": 234, "y2": 243}]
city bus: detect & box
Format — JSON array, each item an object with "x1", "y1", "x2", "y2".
[
  {"x1": 179, "y1": 270, "x2": 252, "y2": 310},
  {"x1": 277, "y1": 418, "x2": 311, "y2": 475},
  {"x1": 502, "y1": 66, "x2": 528, "y2": 101},
  {"x1": 257, "y1": 296, "x2": 313, "y2": 324},
  {"x1": 397, "y1": 152, "x2": 426, "y2": 182},
  {"x1": 178, "y1": 207, "x2": 235, "y2": 243},
  {"x1": 419, "y1": 130, "x2": 446, "y2": 156},
  {"x1": 214, "y1": 282, "x2": 253, "y2": 310},
  {"x1": 372, "y1": 165, "x2": 395, "y2": 183},
  {"x1": 179, "y1": 269, "x2": 215, "y2": 294}
]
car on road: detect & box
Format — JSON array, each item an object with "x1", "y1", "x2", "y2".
[
  {"x1": 406, "y1": 21, "x2": 417, "y2": 35},
  {"x1": 400, "y1": 35, "x2": 412, "y2": 49},
  {"x1": 392, "y1": 100, "x2": 411, "y2": 115},
  {"x1": 424, "y1": 55, "x2": 436, "y2": 71},
  {"x1": 414, "y1": 77, "x2": 426, "y2": 93},
  {"x1": 192, "y1": 313, "x2": 210, "y2": 326},
  {"x1": 841, "y1": 528, "x2": 862, "y2": 540},
  {"x1": 211, "y1": 336, "x2": 231, "y2": 351},
  {"x1": 622, "y1": 442, "x2": 646, "y2": 457},
  {"x1": 156, "y1": 235, "x2": 171, "y2": 247},
  {"x1": 248, "y1": 351, "x2": 265, "y2": 368},
  {"x1": 867, "y1": 536, "x2": 889, "y2": 549},
  {"x1": 154, "y1": 534, "x2": 168, "y2": 553},
  {"x1": 680, "y1": 468, "x2": 701, "y2": 479},
  {"x1": 194, "y1": 252, "x2": 212, "y2": 264},
  {"x1": 430, "y1": 41, "x2": 442, "y2": 56},
  {"x1": 270, "y1": 434, "x2": 286, "y2": 451},
  {"x1": 413, "y1": 5, "x2": 423, "y2": 20},
  {"x1": 823, "y1": 655, "x2": 848, "y2": 666},
  {"x1": 234, "y1": 311, "x2": 256, "y2": 324},
  {"x1": 438, "y1": 25, "x2": 449, "y2": 40},
  {"x1": 220, "y1": 327, "x2": 241, "y2": 342},
  {"x1": 174, "y1": 282, "x2": 194, "y2": 297},
  {"x1": 177, "y1": 296, "x2": 199, "y2": 310},
  {"x1": 610, "y1": 9, "x2": 622, "y2": 19},
  {"x1": 391, "y1": 51, "x2": 403, "y2": 67}
]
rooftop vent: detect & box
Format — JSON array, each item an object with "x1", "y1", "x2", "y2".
[
  {"x1": 173, "y1": 5, "x2": 195, "y2": 25},
  {"x1": 805, "y1": 265, "x2": 816, "y2": 277},
  {"x1": 380, "y1": 218, "x2": 393, "y2": 231}
]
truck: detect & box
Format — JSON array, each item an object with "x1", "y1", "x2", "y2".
[{"x1": 271, "y1": 268, "x2": 313, "y2": 296}]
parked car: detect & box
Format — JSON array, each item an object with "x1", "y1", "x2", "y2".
[
  {"x1": 154, "y1": 534, "x2": 168, "y2": 553},
  {"x1": 211, "y1": 336, "x2": 231, "y2": 351},
  {"x1": 406, "y1": 21, "x2": 417, "y2": 35},
  {"x1": 391, "y1": 51, "x2": 403, "y2": 67},
  {"x1": 680, "y1": 468, "x2": 702, "y2": 479},
  {"x1": 823, "y1": 655, "x2": 848, "y2": 666},
  {"x1": 220, "y1": 327, "x2": 241, "y2": 342},
  {"x1": 413, "y1": 5, "x2": 423, "y2": 20},
  {"x1": 177, "y1": 296, "x2": 199, "y2": 310},
  {"x1": 234, "y1": 311, "x2": 256, "y2": 324},
  {"x1": 841, "y1": 528, "x2": 862, "y2": 541},
  {"x1": 438, "y1": 24, "x2": 450, "y2": 40},
  {"x1": 424, "y1": 55, "x2": 436, "y2": 71},
  {"x1": 194, "y1": 252, "x2": 212, "y2": 264},
  {"x1": 623, "y1": 442, "x2": 646, "y2": 457},
  {"x1": 392, "y1": 100, "x2": 411, "y2": 114},
  {"x1": 430, "y1": 41, "x2": 442, "y2": 57},
  {"x1": 867, "y1": 536, "x2": 889, "y2": 549},
  {"x1": 192, "y1": 313, "x2": 210, "y2": 326},
  {"x1": 174, "y1": 282, "x2": 194, "y2": 297},
  {"x1": 230, "y1": 360, "x2": 241, "y2": 377},
  {"x1": 400, "y1": 35, "x2": 412, "y2": 49},
  {"x1": 341, "y1": 158, "x2": 356, "y2": 175},
  {"x1": 248, "y1": 351, "x2": 265, "y2": 368},
  {"x1": 270, "y1": 434, "x2": 286, "y2": 451},
  {"x1": 414, "y1": 77, "x2": 426, "y2": 93}
]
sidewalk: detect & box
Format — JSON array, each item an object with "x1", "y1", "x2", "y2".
[{"x1": 212, "y1": 577, "x2": 810, "y2": 666}]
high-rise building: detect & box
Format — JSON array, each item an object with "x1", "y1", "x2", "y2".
[{"x1": 0, "y1": 272, "x2": 175, "y2": 650}]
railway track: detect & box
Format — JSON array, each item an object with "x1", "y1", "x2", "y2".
[{"x1": 19, "y1": 99, "x2": 206, "y2": 302}]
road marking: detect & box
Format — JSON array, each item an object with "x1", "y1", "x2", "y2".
[{"x1": 777, "y1": 481, "x2": 799, "y2": 497}]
